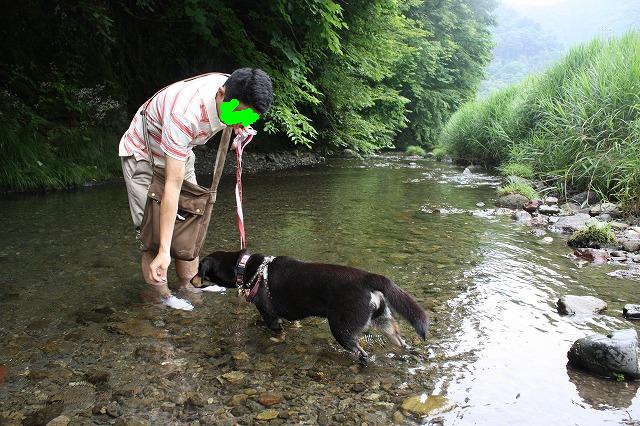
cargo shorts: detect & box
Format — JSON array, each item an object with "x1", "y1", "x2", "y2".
[{"x1": 121, "y1": 152, "x2": 197, "y2": 229}]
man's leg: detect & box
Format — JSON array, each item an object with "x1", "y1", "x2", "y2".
[
  {"x1": 141, "y1": 251, "x2": 172, "y2": 298},
  {"x1": 175, "y1": 257, "x2": 199, "y2": 292}
]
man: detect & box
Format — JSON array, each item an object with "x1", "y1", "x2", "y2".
[{"x1": 119, "y1": 68, "x2": 273, "y2": 310}]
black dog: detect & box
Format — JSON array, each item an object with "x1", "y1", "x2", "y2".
[{"x1": 197, "y1": 250, "x2": 428, "y2": 362}]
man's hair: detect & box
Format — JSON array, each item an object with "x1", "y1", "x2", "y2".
[{"x1": 224, "y1": 68, "x2": 273, "y2": 115}]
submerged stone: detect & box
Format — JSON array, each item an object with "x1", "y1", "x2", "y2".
[
  {"x1": 557, "y1": 295, "x2": 607, "y2": 315},
  {"x1": 567, "y1": 329, "x2": 640, "y2": 379},
  {"x1": 401, "y1": 394, "x2": 455, "y2": 416},
  {"x1": 623, "y1": 304, "x2": 640, "y2": 320},
  {"x1": 255, "y1": 409, "x2": 279, "y2": 420}
]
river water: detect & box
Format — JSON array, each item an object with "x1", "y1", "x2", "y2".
[{"x1": 0, "y1": 154, "x2": 638, "y2": 425}]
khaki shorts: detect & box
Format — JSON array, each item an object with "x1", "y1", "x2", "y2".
[{"x1": 121, "y1": 152, "x2": 197, "y2": 228}]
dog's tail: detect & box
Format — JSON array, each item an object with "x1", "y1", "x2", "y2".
[{"x1": 367, "y1": 275, "x2": 428, "y2": 340}]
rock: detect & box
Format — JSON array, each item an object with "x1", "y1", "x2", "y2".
[
  {"x1": 622, "y1": 240, "x2": 640, "y2": 252},
  {"x1": 494, "y1": 207, "x2": 515, "y2": 216},
  {"x1": 538, "y1": 204, "x2": 560, "y2": 215},
  {"x1": 393, "y1": 411, "x2": 405, "y2": 424},
  {"x1": 551, "y1": 213, "x2": 591, "y2": 234},
  {"x1": 341, "y1": 149, "x2": 362, "y2": 159},
  {"x1": 599, "y1": 213, "x2": 612, "y2": 222},
  {"x1": 23, "y1": 402, "x2": 64, "y2": 426},
  {"x1": 441, "y1": 155, "x2": 453, "y2": 164},
  {"x1": 0, "y1": 364, "x2": 6, "y2": 384},
  {"x1": 85, "y1": 370, "x2": 110, "y2": 385},
  {"x1": 567, "y1": 329, "x2": 640, "y2": 379},
  {"x1": 258, "y1": 393, "x2": 284, "y2": 407},
  {"x1": 573, "y1": 248, "x2": 609, "y2": 265},
  {"x1": 559, "y1": 203, "x2": 582, "y2": 216},
  {"x1": 610, "y1": 221, "x2": 629, "y2": 230},
  {"x1": 624, "y1": 229, "x2": 640, "y2": 240},
  {"x1": 569, "y1": 191, "x2": 600, "y2": 206},
  {"x1": 108, "y1": 319, "x2": 167, "y2": 338},
  {"x1": 227, "y1": 394, "x2": 248, "y2": 406},
  {"x1": 333, "y1": 413, "x2": 346, "y2": 422},
  {"x1": 46, "y1": 415, "x2": 71, "y2": 426},
  {"x1": 545, "y1": 196, "x2": 559, "y2": 205},
  {"x1": 590, "y1": 203, "x2": 621, "y2": 218},
  {"x1": 495, "y1": 194, "x2": 529, "y2": 209},
  {"x1": 623, "y1": 304, "x2": 640, "y2": 320},
  {"x1": 462, "y1": 167, "x2": 472, "y2": 176},
  {"x1": 401, "y1": 394, "x2": 456, "y2": 416},
  {"x1": 106, "y1": 402, "x2": 121, "y2": 418},
  {"x1": 476, "y1": 202, "x2": 485, "y2": 208},
  {"x1": 523, "y1": 200, "x2": 541, "y2": 213},
  {"x1": 255, "y1": 409, "x2": 279, "y2": 421},
  {"x1": 542, "y1": 237, "x2": 554, "y2": 244},
  {"x1": 317, "y1": 411, "x2": 330, "y2": 426},
  {"x1": 221, "y1": 371, "x2": 245, "y2": 384},
  {"x1": 557, "y1": 295, "x2": 607, "y2": 315},
  {"x1": 513, "y1": 210, "x2": 532, "y2": 225},
  {"x1": 610, "y1": 250, "x2": 627, "y2": 258},
  {"x1": 351, "y1": 383, "x2": 366, "y2": 393}
]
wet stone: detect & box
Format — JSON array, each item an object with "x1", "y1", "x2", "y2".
[
  {"x1": 85, "y1": 370, "x2": 110, "y2": 385},
  {"x1": 255, "y1": 409, "x2": 279, "y2": 421},
  {"x1": 258, "y1": 392, "x2": 284, "y2": 407},
  {"x1": 401, "y1": 394, "x2": 456, "y2": 416},
  {"x1": 538, "y1": 204, "x2": 560, "y2": 215},
  {"x1": 568, "y1": 329, "x2": 640, "y2": 379},
  {"x1": 46, "y1": 415, "x2": 71, "y2": 426},
  {"x1": 221, "y1": 371, "x2": 245, "y2": 384},
  {"x1": 227, "y1": 394, "x2": 248, "y2": 406},
  {"x1": 557, "y1": 295, "x2": 607, "y2": 316},
  {"x1": 623, "y1": 304, "x2": 640, "y2": 320}
]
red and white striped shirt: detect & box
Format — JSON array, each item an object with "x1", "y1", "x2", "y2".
[{"x1": 118, "y1": 73, "x2": 228, "y2": 166}]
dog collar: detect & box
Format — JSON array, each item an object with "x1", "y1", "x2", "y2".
[{"x1": 235, "y1": 251, "x2": 251, "y2": 290}]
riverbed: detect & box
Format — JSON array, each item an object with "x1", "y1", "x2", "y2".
[{"x1": 1, "y1": 154, "x2": 638, "y2": 425}]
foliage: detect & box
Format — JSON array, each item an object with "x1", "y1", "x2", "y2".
[
  {"x1": 0, "y1": 0, "x2": 496, "y2": 190},
  {"x1": 438, "y1": 31, "x2": 640, "y2": 214},
  {"x1": 406, "y1": 145, "x2": 427, "y2": 156},
  {"x1": 498, "y1": 163, "x2": 534, "y2": 179},
  {"x1": 497, "y1": 179, "x2": 539, "y2": 200},
  {"x1": 568, "y1": 221, "x2": 617, "y2": 248}
]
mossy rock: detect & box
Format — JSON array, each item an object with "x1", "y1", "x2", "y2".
[{"x1": 568, "y1": 221, "x2": 617, "y2": 248}]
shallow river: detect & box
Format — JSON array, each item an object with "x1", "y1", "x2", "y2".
[{"x1": 1, "y1": 155, "x2": 639, "y2": 425}]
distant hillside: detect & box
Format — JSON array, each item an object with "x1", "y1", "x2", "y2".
[{"x1": 480, "y1": 0, "x2": 640, "y2": 97}]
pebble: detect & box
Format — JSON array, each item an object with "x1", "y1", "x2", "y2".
[
  {"x1": 221, "y1": 371, "x2": 245, "y2": 383},
  {"x1": 258, "y1": 392, "x2": 284, "y2": 407},
  {"x1": 46, "y1": 415, "x2": 71, "y2": 426},
  {"x1": 256, "y1": 409, "x2": 279, "y2": 421}
]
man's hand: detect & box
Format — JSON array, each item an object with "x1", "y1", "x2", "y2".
[{"x1": 147, "y1": 251, "x2": 171, "y2": 284}]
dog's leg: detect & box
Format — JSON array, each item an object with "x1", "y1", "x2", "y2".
[
  {"x1": 373, "y1": 306, "x2": 407, "y2": 348},
  {"x1": 328, "y1": 316, "x2": 369, "y2": 364}
]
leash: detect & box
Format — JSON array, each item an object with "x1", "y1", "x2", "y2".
[{"x1": 233, "y1": 128, "x2": 256, "y2": 250}]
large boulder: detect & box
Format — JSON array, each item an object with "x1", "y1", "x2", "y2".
[
  {"x1": 551, "y1": 213, "x2": 591, "y2": 234},
  {"x1": 567, "y1": 329, "x2": 640, "y2": 379},
  {"x1": 557, "y1": 295, "x2": 607, "y2": 315},
  {"x1": 623, "y1": 304, "x2": 640, "y2": 320},
  {"x1": 569, "y1": 191, "x2": 600, "y2": 206},
  {"x1": 495, "y1": 194, "x2": 529, "y2": 209}
]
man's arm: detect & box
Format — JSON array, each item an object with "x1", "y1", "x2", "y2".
[{"x1": 146, "y1": 156, "x2": 185, "y2": 284}]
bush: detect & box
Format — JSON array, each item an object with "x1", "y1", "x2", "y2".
[
  {"x1": 498, "y1": 163, "x2": 535, "y2": 179},
  {"x1": 497, "y1": 178, "x2": 539, "y2": 200},
  {"x1": 439, "y1": 31, "x2": 640, "y2": 214},
  {"x1": 405, "y1": 145, "x2": 427, "y2": 157}
]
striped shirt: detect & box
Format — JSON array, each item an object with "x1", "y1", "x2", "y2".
[{"x1": 118, "y1": 73, "x2": 228, "y2": 167}]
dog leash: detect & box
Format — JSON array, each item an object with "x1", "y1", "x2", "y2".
[{"x1": 233, "y1": 128, "x2": 256, "y2": 250}]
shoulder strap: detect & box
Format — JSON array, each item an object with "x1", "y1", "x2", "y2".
[{"x1": 138, "y1": 72, "x2": 231, "y2": 176}]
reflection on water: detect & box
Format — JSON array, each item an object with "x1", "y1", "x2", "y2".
[{"x1": 0, "y1": 154, "x2": 638, "y2": 424}]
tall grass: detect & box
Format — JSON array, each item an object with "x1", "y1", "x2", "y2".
[
  {"x1": 0, "y1": 119, "x2": 121, "y2": 192},
  {"x1": 439, "y1": 31, "x2": 640, "y2": 214}
]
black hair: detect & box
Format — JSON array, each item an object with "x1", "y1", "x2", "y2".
[{"x1": 223, "y1": 68, "x2": 273, "y2": 115}]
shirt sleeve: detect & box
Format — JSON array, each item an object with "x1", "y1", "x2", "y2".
[{"x1": 160, "y1": 113, "x2": 196, "y2": 161}]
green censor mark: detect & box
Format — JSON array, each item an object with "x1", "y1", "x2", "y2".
[{"x1": 220, "y1": 99, "x2": 260, "y2": 127}]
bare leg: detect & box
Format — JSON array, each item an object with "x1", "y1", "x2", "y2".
[{"x1": 141, "y1": 251, "x2": 171, "y2": 298}]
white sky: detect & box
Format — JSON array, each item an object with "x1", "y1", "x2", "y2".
[{"x1": 502, "y1": 0, "x2": 567, "y2": 6}]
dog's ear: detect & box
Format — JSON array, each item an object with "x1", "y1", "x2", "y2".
[{"x1": 198, "y1": 256, "x2": 217, "y2": 282}]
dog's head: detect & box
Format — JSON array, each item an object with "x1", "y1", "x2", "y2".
[{"x1": 197, "y1": 250, "x2": 242, "y2": 288}]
